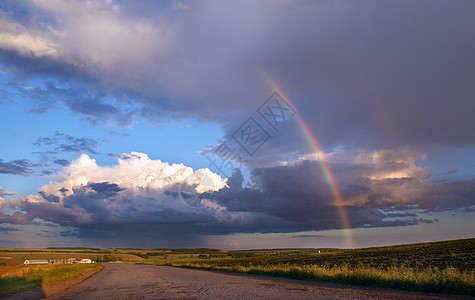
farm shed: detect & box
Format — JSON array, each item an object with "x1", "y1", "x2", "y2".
[{"x1": 24, "y1": 260, "x2": 49, "y2": 265}]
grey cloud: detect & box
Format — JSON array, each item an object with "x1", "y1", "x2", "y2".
[
  {"x1": 1, "y1": 1, "x2": 473, "y2": 153},
  {"x1": 66, "y1": 98, "x2": 118, "y2": 117},
  {"x1": 439, "y1": 168, "x2": 459, "y2": 176},
  {"x1": 56, "y1": 138, "x2": 99, "y2": 154},
  {"x1": 0, "y1": 240, "x2": 21, "y2": 245},
  {"x1": 0, "y1": 226, "x2": 19, "y2": 232},
  {"x1": 34, "y1": 132, "x2": 100, "y2": 154},
  {"x1": 207, "y1": 159, "x2": 474, "y2": 234},
  {"x1": 202, "y1": 113, "x2": 304, "y2": 170},
  {"x1": 292, "y1": 235, "x2": 323, "y2": 238},
  {"x1": 0, "y1": 158, "x2": 32, "y2": 175},
  {"x1": 385, "y1": 212, "x2": 418, "y2": 218},
  {"x1": 416, "y1": 218, "x2": 439, "y2": 224},
  {"x1": 65, "y1": 97, "x2": 135, "y2": 128},
  {"x1": 419, "y1": 179, "x2": 475, "y2": 211},
  {"x1": 53, "y1": 159, "x2": 70, "y2": 166},
  {"x1": 59, "y1": 230, "x2": 80, "y2": 238},
  {"x1": 463, "y1": 207, "x2": 474, "y2": 213},
  {"x1": 0, "y1": 50, "x2": 136, "y2": 126},
  {"x1": 39, "y1": 191, "x2": 60, "y2": 203},
  {"x1": 87, "y1": 182, "x2": 125, "y2": 196}
]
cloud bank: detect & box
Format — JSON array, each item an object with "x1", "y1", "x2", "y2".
[{"x1": 1, "y1": 151, "x2": 472, "y2": 247}]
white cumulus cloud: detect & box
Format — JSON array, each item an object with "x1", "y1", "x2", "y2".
[{"x1": 39, "y1": 152, "x2": 227, "y2": 202}]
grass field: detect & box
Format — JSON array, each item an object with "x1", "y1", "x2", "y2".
[
  {"x1": 0, "y1": 248, "x2": 143, "y2": 266},
  {"x1": 1, "y1": 239, "x2": 473, "y2": 296},
  {"x1": 0, "y1": 247, "x2": 305, "y2": 266},
  {"x1": 169, "y1": 238, "x2": 475, "y2": 296},
  {"x1": 0, "y1": 263, "x2": 102, "y2": 297}
]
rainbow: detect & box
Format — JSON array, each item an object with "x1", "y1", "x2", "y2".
[{"x1": 258, "y1": 70, "x2": 354, "y2": 248}]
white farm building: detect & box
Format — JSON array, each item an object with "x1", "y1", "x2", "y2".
[{"x1": 24, "y1": 260, "x2": 49, "y2": 265}]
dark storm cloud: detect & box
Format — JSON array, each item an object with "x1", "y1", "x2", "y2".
[
  {"x1": 0, "y1": 182, "x2": 220, "y2": 247},
  {"x1": 205, "y1": 162, "x2": 459, "y2": 234},
  {"x1": 0, "y1": 158, "x2": 32, "y2": 175},
  {"x1": 1, "y1": 0, "x2": 473, "y2": 152}
]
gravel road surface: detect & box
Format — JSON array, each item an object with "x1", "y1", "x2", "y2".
[{"x1": 47, "y1": 263, "x2": 466, "y2": 299}]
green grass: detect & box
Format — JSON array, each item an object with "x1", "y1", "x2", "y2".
[
  {"x1": 0, "y1": 264, "x2": 103, "y2": 297},
  {"x1": 169, "y1": 238, "x2": 475, "y2": 296}
]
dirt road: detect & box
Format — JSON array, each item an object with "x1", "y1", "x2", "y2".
[{"x1": 47, "y1": 263, "x2": 464, "y2": 299}]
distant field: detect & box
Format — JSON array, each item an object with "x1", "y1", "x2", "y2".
[
  {"x1": 169, "y1": 239, "x2": 475, "y2": 296},
  {"x1": 0, "y1": 247, "x2": 316, "y2": 266},
  {"x1": 170, "y1": 238, "x2": 474, "y2": 271}
]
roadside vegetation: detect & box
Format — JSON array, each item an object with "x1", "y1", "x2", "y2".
[
  {"x1": 0, "y1": 263, "x2": 102, "y2": 297},
  {"x1": 169, "y1": 239, "x2": 475, "y2": 296}
]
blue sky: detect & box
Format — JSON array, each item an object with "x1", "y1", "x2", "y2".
[{"x1": 0, "y1": 0, "x2": 474, "y2": 249}]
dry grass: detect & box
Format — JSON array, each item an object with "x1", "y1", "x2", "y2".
[
  {"x1": 0, "y1": 264, "x2": 102, "y2": 297},
  {"x1": 0, "y1": 265, "x2": 34, "y2": 278},
  {"x1": 173, "y1": 262, "x2": 475, "y2": 295}
]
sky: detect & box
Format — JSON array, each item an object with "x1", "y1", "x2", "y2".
[{"x1": 0, "y1": 0, "x2": 474, "y2": 249}]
